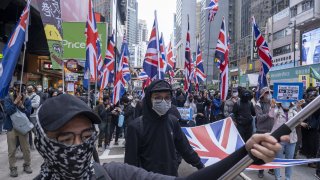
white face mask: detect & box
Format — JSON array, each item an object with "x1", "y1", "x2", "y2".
[
  {"x1": 152, "y1": 99, "x2": 171, "y2": 116},
  {"x1": 37, "y1": 88, "x2": 42, "y2": 92}
]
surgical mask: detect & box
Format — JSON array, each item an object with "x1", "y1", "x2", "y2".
[
  {"x1": 152, "y1": 99, "x2": 171, "y2": 116},
  {"x1": 37, "y1": 87, "x2": 42, "y2": 92},
  {"x1": 264, "y1": 94, "x2": 272, "y2": 101},
  {"x1": 281, "y1": 102, "x2": 291, "y2": 110},
  {"x1": 232, "y1": 92, "x2": 238, "y2": 97},
  {"x1": 27, "y1": 89, "x2": 33, "y2": 93}
]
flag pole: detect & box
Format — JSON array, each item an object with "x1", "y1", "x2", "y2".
[
  {"x1": 155, "y1": 10, "x2": 161, "y2": 79},
  {"x1": 62, "y1": 61, "x2": 65, "y2": 93},
  {"x1": 19, "y1": 42, "x2": 27, "y2": 94},
  {"x1": 206, "y1": 21, "x2": 211, "y2": 87},
  {"x1": 87, "y1": 70, "x2": 91, "y2": 107}
]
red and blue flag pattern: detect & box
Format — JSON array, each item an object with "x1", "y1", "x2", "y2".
[
  {"x1": 143, "y1": 17, "x2": 160, "y2": 80},
  {"x1": 84, "y1": 0, "x2": 101, "y2": 89},
  {"x1": 182, "y1": 117, "x2": 320, "y2": 170},
  {"x1": 99, "y1": 32, "x2": 115, "y2": 90},
  {"x1": 205, "y1": 0, "x2": 219, "y2": 22},
  {"x1": 120, "y1": 36, "x2": 131, "y2": 83},
  {"x1": 214, "y1": 17, "x2": 229, "y2": 101},
  {"x1": 184, "y1": 19, "x2": 192, "y2": 93},
  {"x1": 138, "y1": 70, "x2": 149, "y2": 80},
  {"x1": 195, "y1": 42, "x2": 206, "y2": 83},
  {"x1": 159, "y1": 33, "x2": 167, "y2": 80},
  {"x1": 252, "y1": 16, "x2": 273, "y2": 98},
  {"x1": 0, "y1": 0, "x2": 31, "y2": 98}
]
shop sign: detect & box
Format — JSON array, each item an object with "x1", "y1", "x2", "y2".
[
  {"x1": 65, "y1": 72, "x2": 78, "y2": 82},
  {"x1": 66, "y1": 59, "x2": 79, "y2": 72},
  {"x1": 62, "y1": 22, "x2": 107, "y2": 59},
  {"x1": 270, "y1": 64, "x2": 320, "y2": 81}
]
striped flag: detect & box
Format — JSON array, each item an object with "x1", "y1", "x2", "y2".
[
  {"x1": 84, "y1": 0, "x2": 101, "y2": 89},
  {"x1": 99, "y1": 32, "x2": 115, "y2": 90},
  {"x1": 205, "y1": 0, "x2": 219, "y2": 22},
  {"x1": 252, "y1": 16, "x2": 273, "y2": 98},
  {"x1": 184, "y1": 17, "x2": 192, "y2": 93},
  {"x1": 143, "y1": 12, "x2": 160, "y2": 80},
  {"x1": 214, "y1": 17, "x2": 229, "y2": 101},
  {"x1": 159, "y1": 33, "x2": 167, "y2": 80}
]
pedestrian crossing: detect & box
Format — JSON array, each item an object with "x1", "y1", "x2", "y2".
[{"x1": 99, "y1": 138, "x2": 125, "y2": 160}]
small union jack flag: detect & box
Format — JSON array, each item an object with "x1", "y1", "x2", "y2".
[
  {"x1": 252, "y1": 16, "x2": 272, "y2": 98},
  {"x1": 120, "y1": 36, "x2": 131, "y2": 83},
  {"x1": 205, "y1": 0, "x2": 219, "y2": 22},
  {"x1": 84, "y1": 0, "x2": 101, "y2": 89},
  {"x1": 195, "y1": 41, "x2": 206, "y2": 83},
  {"x1": 99, "y1": 32, "x2": 115, "y2": 90},
  {"x1": 159, "y1": 33, "x2": 167, "y2": 80},
  {"x1": 143, "y1": 12, "x2": 160, "y2": 80},
  {"x1": 138, "y1": 70, "x2": 149, "y2": 80},
  {"x1": 184, "y1": 17, "x2": 192, "y2": 93},
  {"x1": 166, "y1": 41, "x2": 175, "y2": 71},
  {"x1": 215, "y1": 17, "x2": 229, "y2": 101}
]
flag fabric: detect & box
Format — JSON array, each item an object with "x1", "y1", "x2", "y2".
[
  {"x1": 205, "y1": 0, "x2": 219, "y2": 22},
  {"x1": 252, "y1": 16, "x2": 273, "y2": 99},
  {"x1": 214, "y1": 17, "x2": 229, "y2": 101},
  {"x1": 184, "y1": 18, "x2": 192, "y2": 93},
  {"x1": 159, "y1": 33, "x2": 167, "y2": 80},
  {"x1": 143, "y1": 14, "x2": 160, "y2": 80},
  {"x1": 166, "y1": 41, "x2": 175, "y2": 71},
  {"x1": 138, "y1": 70, "x2": 149, "y2": 80},
  {"x1": 182, "y1": 117, "x2": 320, "y2": 170},
  {"x1": 195, "y1": 41, "x2": 207, "y2": 83},
  {"x1": 84, "y1": 0, "x2": 101, "y2": 89},
  {"x1": 310, "y1": 67, "x2": 320, "y2": 81},
  {"x1": 99, "y1": 32, "x2": 115, "y2": 90},
  {"x1": 0, "y1": 0, "x2": 31, "y2": 98},
  {"x1": 120, "y1": 36, "x2": 131, "y2": 83}
]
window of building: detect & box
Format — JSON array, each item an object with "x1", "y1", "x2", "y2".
[
  {"x1": 273, "y1": 44, "x2": 291, "y2": 56},
  {"x1": 290, "y1": 5, "x2": 297, "y2": 17},
  {"x1": 302, "y1": 0, "x2": 313, "y2": 12},
  {"x1": 273, "y1": 28, "x2": 291, "y2": 41}
]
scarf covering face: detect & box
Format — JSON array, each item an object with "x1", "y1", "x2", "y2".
[{"x1": 34, "y1": 112, "x2": 97, "y2": 180}]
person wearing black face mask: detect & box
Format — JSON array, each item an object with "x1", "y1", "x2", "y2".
[
  {"x1": 233, "y1": 89, "x2": 256, "y2": 142},
  {"x1": 125, "y1": 80, "x2": 204, "y2": 176}
]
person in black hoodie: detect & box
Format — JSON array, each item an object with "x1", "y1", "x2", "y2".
[{"x1": 125, "y1": 80, "x2": 204, "y2": 176}]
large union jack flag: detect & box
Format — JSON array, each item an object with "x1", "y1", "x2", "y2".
[
  {"x1": 205, "y1": 0, "x2": 219, "y2": 22},
  {"x1": 252, "y1": 16, "x2": 272, "y2": 98},
  {"x1": 99, "y1": 32, "x2": 115, "y2": 90},
  {"x1": 182, "y1": 117, "x2": 320, "y2": 170},
  {"x1": 159, "y1": 33, "x2": 167, "y2": 80},
  {"x1": 214, "y1": 17, "x2": 229, "y2": 101},
  {"x1": 195, "y1": 41, "x2": 207, "y2": 83},
  {"x1": 84, "y1": 0, "x2": 101, "y2": 89},
  {"x1": 143, "y1": 12, "x2": 160, "y2": 80},
  {"x1": 184, "y1": 18, "x2": 192, "y2": 93}
]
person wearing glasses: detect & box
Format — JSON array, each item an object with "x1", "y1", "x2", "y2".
[{"x1": 33, "y1": 92, "x2": 285, "y2": 180}]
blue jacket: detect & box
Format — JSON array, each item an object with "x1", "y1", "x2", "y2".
[
  {"x1": 212, "y1": 98, "x2": 221, "y2": 116},
  {"x1": 3, "y1": 95, "x2": 32, "y2": 131}
]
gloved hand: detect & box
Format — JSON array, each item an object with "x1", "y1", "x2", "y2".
[{"x1": 195, "y1": 162, "x2": 205, "y2": 170}]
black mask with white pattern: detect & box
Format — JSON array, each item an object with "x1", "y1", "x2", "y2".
[{"x1": 33, "y1": 117, "x2": 97, "y2": 180}]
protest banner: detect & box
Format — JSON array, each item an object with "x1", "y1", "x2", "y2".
[
  {"x1": 177, "y1": 107, "x2": 193, "y2": 120},
  {"x1": 273, "y1": 82, "x2": 303, "y2": 102}
]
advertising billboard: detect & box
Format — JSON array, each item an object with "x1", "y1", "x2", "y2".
[
  {"x1": 62, "y1": 22, "x2": 107, "y2": 60},
  {"x1": 301, "y1": 27, "x2": 320, "y2": 65}
]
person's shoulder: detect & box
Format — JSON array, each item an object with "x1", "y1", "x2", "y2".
[{"x1": 128, "y1": 116, "x2": 143, "y2": 128}]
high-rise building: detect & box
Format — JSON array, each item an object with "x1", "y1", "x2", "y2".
[
  {"x1": 138, "y1": 19, "x2": 148, "y2": 43},
  {"x1": 127, "y1": 0, "x2": 138, "y2": 46},
  {"x1": 196, "y1": 2, "x2": 202, "y2": 37},
  {"x1": 199, "y1": 0, "x2": 229, "y2": 81}
]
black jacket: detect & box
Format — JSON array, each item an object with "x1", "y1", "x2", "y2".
[
  {"x1": 233, "y1": 99, "x2": 256, "y2": 125},
  {"x1": 125, "y1": 80, "x2": 202, "y2": 176}
]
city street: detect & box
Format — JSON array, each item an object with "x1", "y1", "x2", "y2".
[{"x1": 0, "y1": 133, "x2": 317, "y2": 180}]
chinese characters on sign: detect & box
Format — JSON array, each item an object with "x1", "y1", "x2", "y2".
[{"x1": 273, "y1": 82, "x2": 303, "y2": 102}]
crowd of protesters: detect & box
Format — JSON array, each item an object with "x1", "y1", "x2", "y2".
[{"x1": 1, "y1": 80, "x2": 320, "y2": 179}]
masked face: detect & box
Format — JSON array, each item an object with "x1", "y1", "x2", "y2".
[
  {"x1": 34, "y1": 115, "x2": 97, "y2": 179},
  {"x1": 27, "y1": 86, "x2": 33, "y2": 93},
  {"x1": 263, "y1": 92, "x2": 272, "y2": 101},
  {"x1": 37, "y1": 86, "x2": 42, "y2": 92},
  {"x1": 151, "y1": 91, "x2": 172, "y2": 116}
]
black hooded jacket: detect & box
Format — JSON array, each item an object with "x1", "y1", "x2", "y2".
[{"x1": 124, "y1": 80, "x2": 203, "y2": 176}]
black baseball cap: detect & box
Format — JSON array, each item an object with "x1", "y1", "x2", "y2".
[
  {"x1": 150, "y1": 80, "x2": 172, "y2": 92},
  {"x1": 38, "y1": 94, "x2": 101, "y2": 131}
]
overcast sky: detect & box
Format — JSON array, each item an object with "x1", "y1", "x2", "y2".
[{"x1": 137, "y1": 0, "x2": 176, "y2": 44}]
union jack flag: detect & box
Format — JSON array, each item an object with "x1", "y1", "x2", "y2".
[
  {"x1": 99, "y1": 32, "x2": 115, "y2": 90},
  {"x1": 0, "y1": 0, "x2": 31, "y2": 98},
  {"x1": 138, "y1": 70, "x2": 149, "y2": 80},
  {"x1": 215, "y1": 17, "x2": 229, "y2": 101},
  {"x1": 159, "y1": 33, "x2": 167, "y2": 80},
  {"x1": 252, "y1": 16, "x2": 272, "y2": 98},
  {"x1": 184, "y1": 17, "x2": 192, "y2": 93},
  {"x1": 84, "y1": 0, "x2": 101, "y2": 89},
  {"x1": 166, "y1": 41, "x2": 175, "y2": 71},
  {"x1": 143, "y1": 12, "x2": 160, "y2": 80},
  {"x1": 205, "y1": 0, "x2": 219, "y2": 22},
  {"x1": 195, "y1": 41, "x2": 207, "y2": 83},
  {"x1": 120, "y1": 36, "x2": 131, "y2": 83},
  {"x1": 182, "y1": 117, "x2": 320, "y2": 170}
]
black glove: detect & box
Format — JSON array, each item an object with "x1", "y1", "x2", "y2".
[{"x1": 195, "y1": 162, "x2": 205, "y2": 170}]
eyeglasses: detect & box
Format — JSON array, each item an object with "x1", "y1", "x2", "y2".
[
  {"x1": 152, "y1": 95, "x2": 172, "y2": 102},
  {"x1": 54, "y1": 128, "x2": 96, "y2": 146}
]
